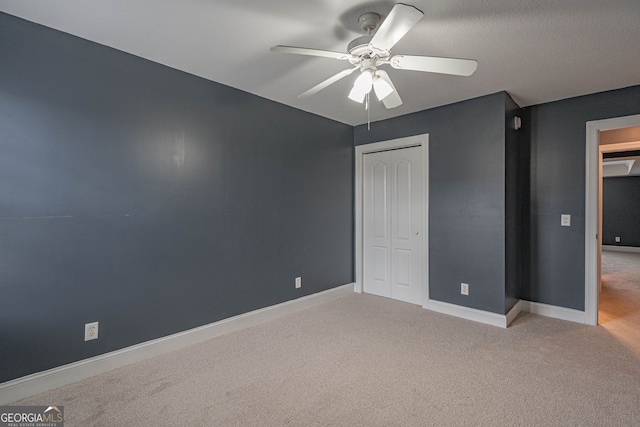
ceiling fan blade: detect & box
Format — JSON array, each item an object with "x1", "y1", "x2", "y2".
[
  {"x1": 298, "y1": 67, "x2": 359, "y2": 99},
  {"x1": 369, "y1": 4, "x2": 423, "y2": 52},
  {"x1": 390, "y1": 55, "x2": 478, "y2": 76},
  {"x1": 271, "y1": 45, "x2": 352, "y2": 61},
  {"x1": 375, "y1": 70, "x2": 402, "y2": 109}
]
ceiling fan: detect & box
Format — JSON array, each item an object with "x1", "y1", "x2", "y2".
[{"x1": 271, "y1": 3, "x2": 478, "y2": 109}]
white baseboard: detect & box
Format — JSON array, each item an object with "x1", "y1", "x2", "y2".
[
  {"x1": 506, "y1": 300, "x2": 524, "y2": 326},
  {"x1": 427, "y1": 299, "x2": 511, "y2": 328},
  {"x1": 602, "y1": 245, "x2": 640, "y2": 253},
  {"x1": 519, "y1": 300, "x2": 585, "y2": 324},
  {"x1": 425, "y1": 299, "x2": 580, "y2": 329},
  {"x1": 0, "y1": 283, "x2": 355, "y2": 405}
]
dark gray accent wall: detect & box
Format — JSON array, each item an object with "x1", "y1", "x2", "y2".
[
  {"x1": 355, "y1": 92, "x2": 512, "y2": 315},
  {"x1": 524, "y1": 85, "x2": 640, "y2": 310},
  {"x1": 602, "y1": 176, "x2": 640, "y2": 247},
  {"x1": 0, "y1": 13, "x2": 353, "y2": 383}
]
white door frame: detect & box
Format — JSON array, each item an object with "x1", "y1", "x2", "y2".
[
  {"x1": 585, "y1": 114, "x2": 640, "y2": 325},
  {"x1": 355, "y1": 134, "x2": 429, "y2": 308}
]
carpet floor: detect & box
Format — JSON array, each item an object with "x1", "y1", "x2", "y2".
[{"x1": 10, "y1": 251, "x2": 640, "y2": 426}]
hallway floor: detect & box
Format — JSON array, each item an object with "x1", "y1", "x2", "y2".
[{"x1": 600, "y1": 250, "x2": 640, "y2": 351}]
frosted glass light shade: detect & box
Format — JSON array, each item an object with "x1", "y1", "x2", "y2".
[
  {"x1": 348, "y1": 71, "x2": 373, "y2": 103},
  {"x1": 373, "y1": 75, "x2": 393, "y2": 100}
]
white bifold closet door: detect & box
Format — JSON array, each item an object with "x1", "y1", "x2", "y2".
[{"x1": 363, "y1": 146, "x2": 423, "y2": 305}]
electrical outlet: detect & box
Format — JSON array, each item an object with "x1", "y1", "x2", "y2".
[
  {"x1": 85, "y1": 322, "x2": 99, "y2": 341},
  {"x1": 461, "y1": 283, "x2": 469, "y2": 296},
  {"x1": 615, "y1": 236, "x2": 621, "y2": 243},
  {"x1": 295, "y1": 277, "x2": 302, "y2": 289}
]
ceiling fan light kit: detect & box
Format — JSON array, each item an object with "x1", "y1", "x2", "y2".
[{"x1": 271, "y1": 3, "x2": 478, "y2": 112}]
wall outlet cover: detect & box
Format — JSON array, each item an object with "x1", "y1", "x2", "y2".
[
  {"x1": 461, "y1": 283, "x2": 469, "y2": 296},
  {"x1": 85, "y1": 322, "x2": 99, "y2": 341}
]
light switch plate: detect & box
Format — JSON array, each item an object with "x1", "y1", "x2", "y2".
[{"x1": 561, "y1": 214, "x2": 571, "y2": 227}]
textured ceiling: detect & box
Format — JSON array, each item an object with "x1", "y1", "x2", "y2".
[{"x1": 1, "y1": 0, "x2": 640, "y2": 126}]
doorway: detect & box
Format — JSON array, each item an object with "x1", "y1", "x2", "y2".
[
  {"x1": 355, "y1": 134, "x2": 429, "y2": 307},
  {"x1": 585, "y1": 114, "x2": 640, "y2": 325}
]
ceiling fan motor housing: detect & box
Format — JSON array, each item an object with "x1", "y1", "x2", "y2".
[{"x1": 347, "y1": 35, "x2": 374, "y2": 58}]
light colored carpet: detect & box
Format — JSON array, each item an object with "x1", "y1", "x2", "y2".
[{"x1": 11, "y1": 254, "x2": 640, "y2": 426}]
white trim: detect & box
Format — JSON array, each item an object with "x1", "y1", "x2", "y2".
[
  {"x1": 422, "y1": 142, "x2": 430, "y2": 309},
  {"x1": 354, "y1": 135, "x2": 429, "y2": 308},
  {"x1": 427, "y1": 299, "x2": 511, "y2": 328},
  {"x1": 585, "y1": 120, "x2": 599, "y2": 326},
  {"x1": 585, "y1": 114, "x2": 640, "y2": 326},
  {"x1": 506, "y1": 300, "x2": 524, "y2": 326},
  {"x1": 425, "y1": 298, "x2": 587, "y2": 328},
  {"x1": 602, "y1": 245, "x2": 640, "y2": 253},
  {"x1": 0, "y1": 283, "x2": 354, "y2": 405},
  {"x1": 520, "y1": 300, "x2": 585, "y2": 324}
]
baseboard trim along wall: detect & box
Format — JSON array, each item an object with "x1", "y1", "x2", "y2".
[
  {"x1": 0, "y1": 283, "x2": 355, "y2": 405},
  {"x1": 519, "y1": 300, "x2": 586, "y2": 324},
  {"x1": 427, "y1": 299, "x2": 518, "y2": 328},
  {"x1": 603, "y1": 245, "x2": 640, "y2": 253},
  {"x1": 506, "y1": 300, "x2": 524, "y2": 326},
  {"x1": 425, "y1": 299, "x2": 584, "y2": 328}
]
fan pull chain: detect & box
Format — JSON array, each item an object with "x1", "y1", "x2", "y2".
[{"x1": 366, "y1": 93, "x2": 371, "y2": 130}]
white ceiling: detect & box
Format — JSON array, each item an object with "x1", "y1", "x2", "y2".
[{"x1": 2, "y1": 0, "x2": 640, "y2": 126}]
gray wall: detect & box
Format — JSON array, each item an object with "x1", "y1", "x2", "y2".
[
  {"x1": 524, "y1": 85, "x2": 640, "y2": 310},
  {"x1": 0, "y1": 13, "x2": 353, "y2": 383},
  {"x1": 355, "y1": 92, "x2": 511, "y2": 314},
  {"x1": 602, "y1": 176, "x2": 640, "y2": 247}
]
